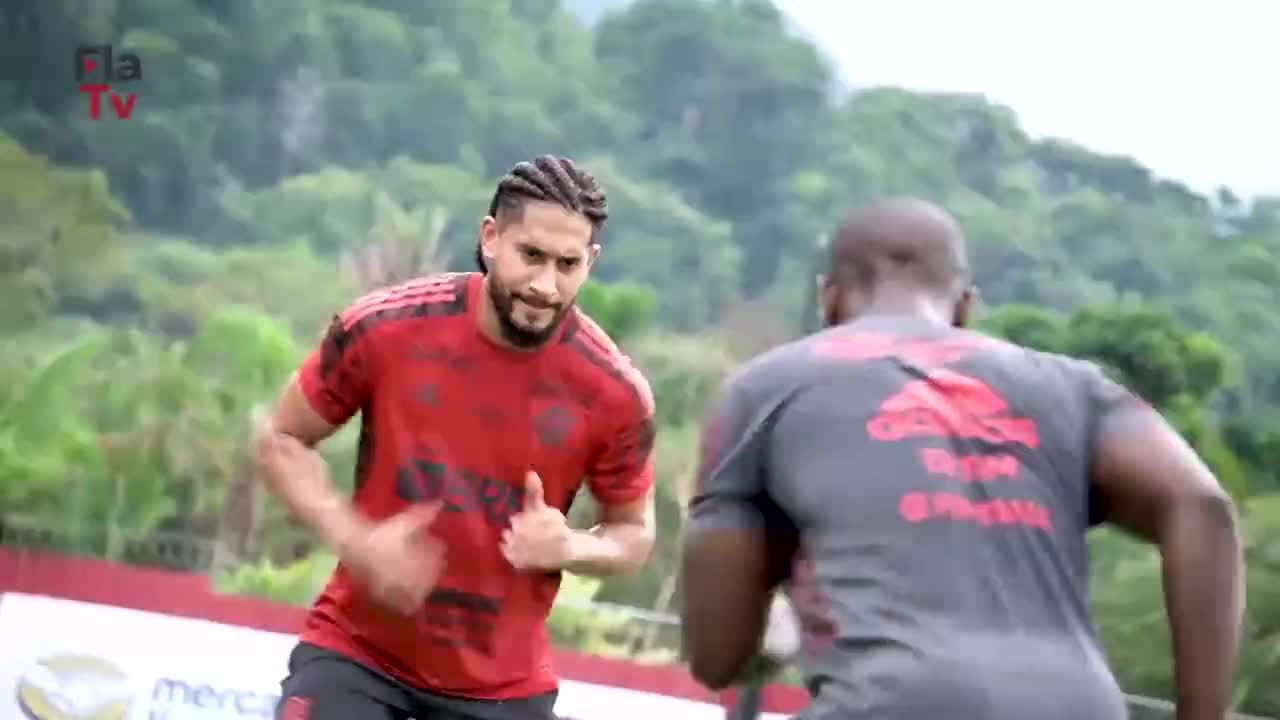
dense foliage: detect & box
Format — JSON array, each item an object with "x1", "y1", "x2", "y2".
[{"x1": 2, "y1": 0, "x2": 1278, "y2": 714}]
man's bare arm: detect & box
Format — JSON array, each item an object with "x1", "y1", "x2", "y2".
[
  {"x1": 563, "y1": 486, "x2": 656, "y2": 577},
  {"x1": 251, "y1": 374, "x2": 368, "y2": 553},
  {"x1": 678, "y1": 368, "x2": 797, "y2": 690},
  {"x1": 1092, "y1": 406, "x2": 1244, "y2": 720},
  {"x1": 574, "y1": 374, "x2": 658, "y2": 577},
  {"x1": 681, "y1": 523, "x2": 796, "y2": 689}
]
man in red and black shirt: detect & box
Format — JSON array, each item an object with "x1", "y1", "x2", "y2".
[{"x1": 254, "y1": 155, "x2": 657, "y2": 720}]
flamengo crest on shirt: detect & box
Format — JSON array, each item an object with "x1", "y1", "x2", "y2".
[{"x1": 74, "y1": 45, "x2": 141, "y2": 120}]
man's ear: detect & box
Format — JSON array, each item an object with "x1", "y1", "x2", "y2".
[
  {"x1": 953, "y1": 285, "x2": 977, "y2": 328},
  {"x1": 479, "y1": 216, "x2": 500, "y2": 266},
  {"x1": 818, "y1": 275, "x2": 845, "y2": 328},
  {"x1": 587, "y1": 242, "x2": 602, "y2": 269}
]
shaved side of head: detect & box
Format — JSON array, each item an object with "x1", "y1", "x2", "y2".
[{"x1": 821, "y1": 198, "x2": 975, "y2": 328}]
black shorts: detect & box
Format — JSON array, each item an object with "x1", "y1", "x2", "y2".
[{"x1": 276, "y1": 643, "x2": 559, "y2": 720}]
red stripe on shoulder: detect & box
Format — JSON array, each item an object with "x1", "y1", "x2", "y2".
[
  {"x1": 339, "y1": 273, "x2": 470, "y2": 331},
  {"x1": 621, "y1": 358, "x2": 655, "y2": 415},
  {"x1": 573, "y1": 309, "x2": 621, "y2": 358},
  {"x1": 568, "y1": 309, "x2": 654, "y2": 415}
]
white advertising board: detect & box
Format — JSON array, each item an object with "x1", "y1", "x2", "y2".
[
  {"x1": 0, "y1": 593, "x2": 293, "y2": 719},
  {"x1": 0, "y1": 593, "x2": 790, "y2": 720}
]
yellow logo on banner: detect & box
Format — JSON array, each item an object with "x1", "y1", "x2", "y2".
[{"x1": 15, "y1": 654, "x2": 132, "y2": 720}]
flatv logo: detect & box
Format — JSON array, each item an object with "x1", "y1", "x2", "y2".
[{"x1": 74, "y1": 45, "x2": 142, "y2": 120}]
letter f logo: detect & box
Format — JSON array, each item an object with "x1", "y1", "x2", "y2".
[{"x1": 74, "y1": 46, "x2": 102, "y2": 81}]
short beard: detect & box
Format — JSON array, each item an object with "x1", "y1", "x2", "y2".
[{"x1": 487, "y1": 274, "x2": 569, "y2": 349}]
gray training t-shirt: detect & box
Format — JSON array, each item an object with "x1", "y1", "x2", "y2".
[{"x1": 688, "y1": 315, "x2": 1137, "y2": 720}]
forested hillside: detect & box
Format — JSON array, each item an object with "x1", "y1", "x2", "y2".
[{"x1": 2, "y1": 0, "x2": 1278, "y2": 713}]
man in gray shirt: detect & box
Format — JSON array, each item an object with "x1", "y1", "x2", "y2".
[{"x1": 680, "y1": 198, "x2": 1245, "y2": 720}]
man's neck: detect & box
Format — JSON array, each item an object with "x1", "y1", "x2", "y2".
[{"x1": 846, "y1": 292, "x2": 952, "y2": 328}]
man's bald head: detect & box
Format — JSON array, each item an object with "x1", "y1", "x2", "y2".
[
  {"x1": 820, "y1": 198, "x2": 975, "y2": 327},
  {"x1": 829, "y1": 198, "x2": 969, "y2": 294}
]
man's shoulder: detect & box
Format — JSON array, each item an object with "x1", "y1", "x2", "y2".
[
  {"x1": 952, "y1": 337, "x2": 1144, "y2": 421},
  {"x1": 1027, "y1": 351, "x2": 1144, "y2": 410},
  {"x1": 716, "y1": 337, "x2": 814, "y2": 408},
  {"x1": 558, "y1": 308, "x2": 653, "y2": 417},
  {"x1": 335, "y1": 273, "x2": 474, "y2": 337},
  {"x1": 996, "y1": 342, "x2": 1107, "y2": 386}
]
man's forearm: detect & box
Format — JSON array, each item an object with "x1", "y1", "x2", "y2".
[
  {"x1": 563, "y1": 523, "x2": 654, "y2": 577},
  {"x1": 1160, "y1": 492, "x2": 1244, "y2": 720},
  {"x1": 252, "y1": 426, "x2": 366, "y2": 553}
]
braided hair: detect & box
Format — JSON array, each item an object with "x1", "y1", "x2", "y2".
[{"x1": 476, "y1": 155, "x2": 609, "y2": 273}]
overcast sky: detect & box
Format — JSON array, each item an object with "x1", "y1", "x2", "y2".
[{"x1": 776, "y1": 0, "x2": 1279, "y2": 199}]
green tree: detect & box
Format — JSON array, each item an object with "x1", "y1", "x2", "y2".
[{"x1": 0, "y1": 134, "x2": 130, "y2": 331}]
